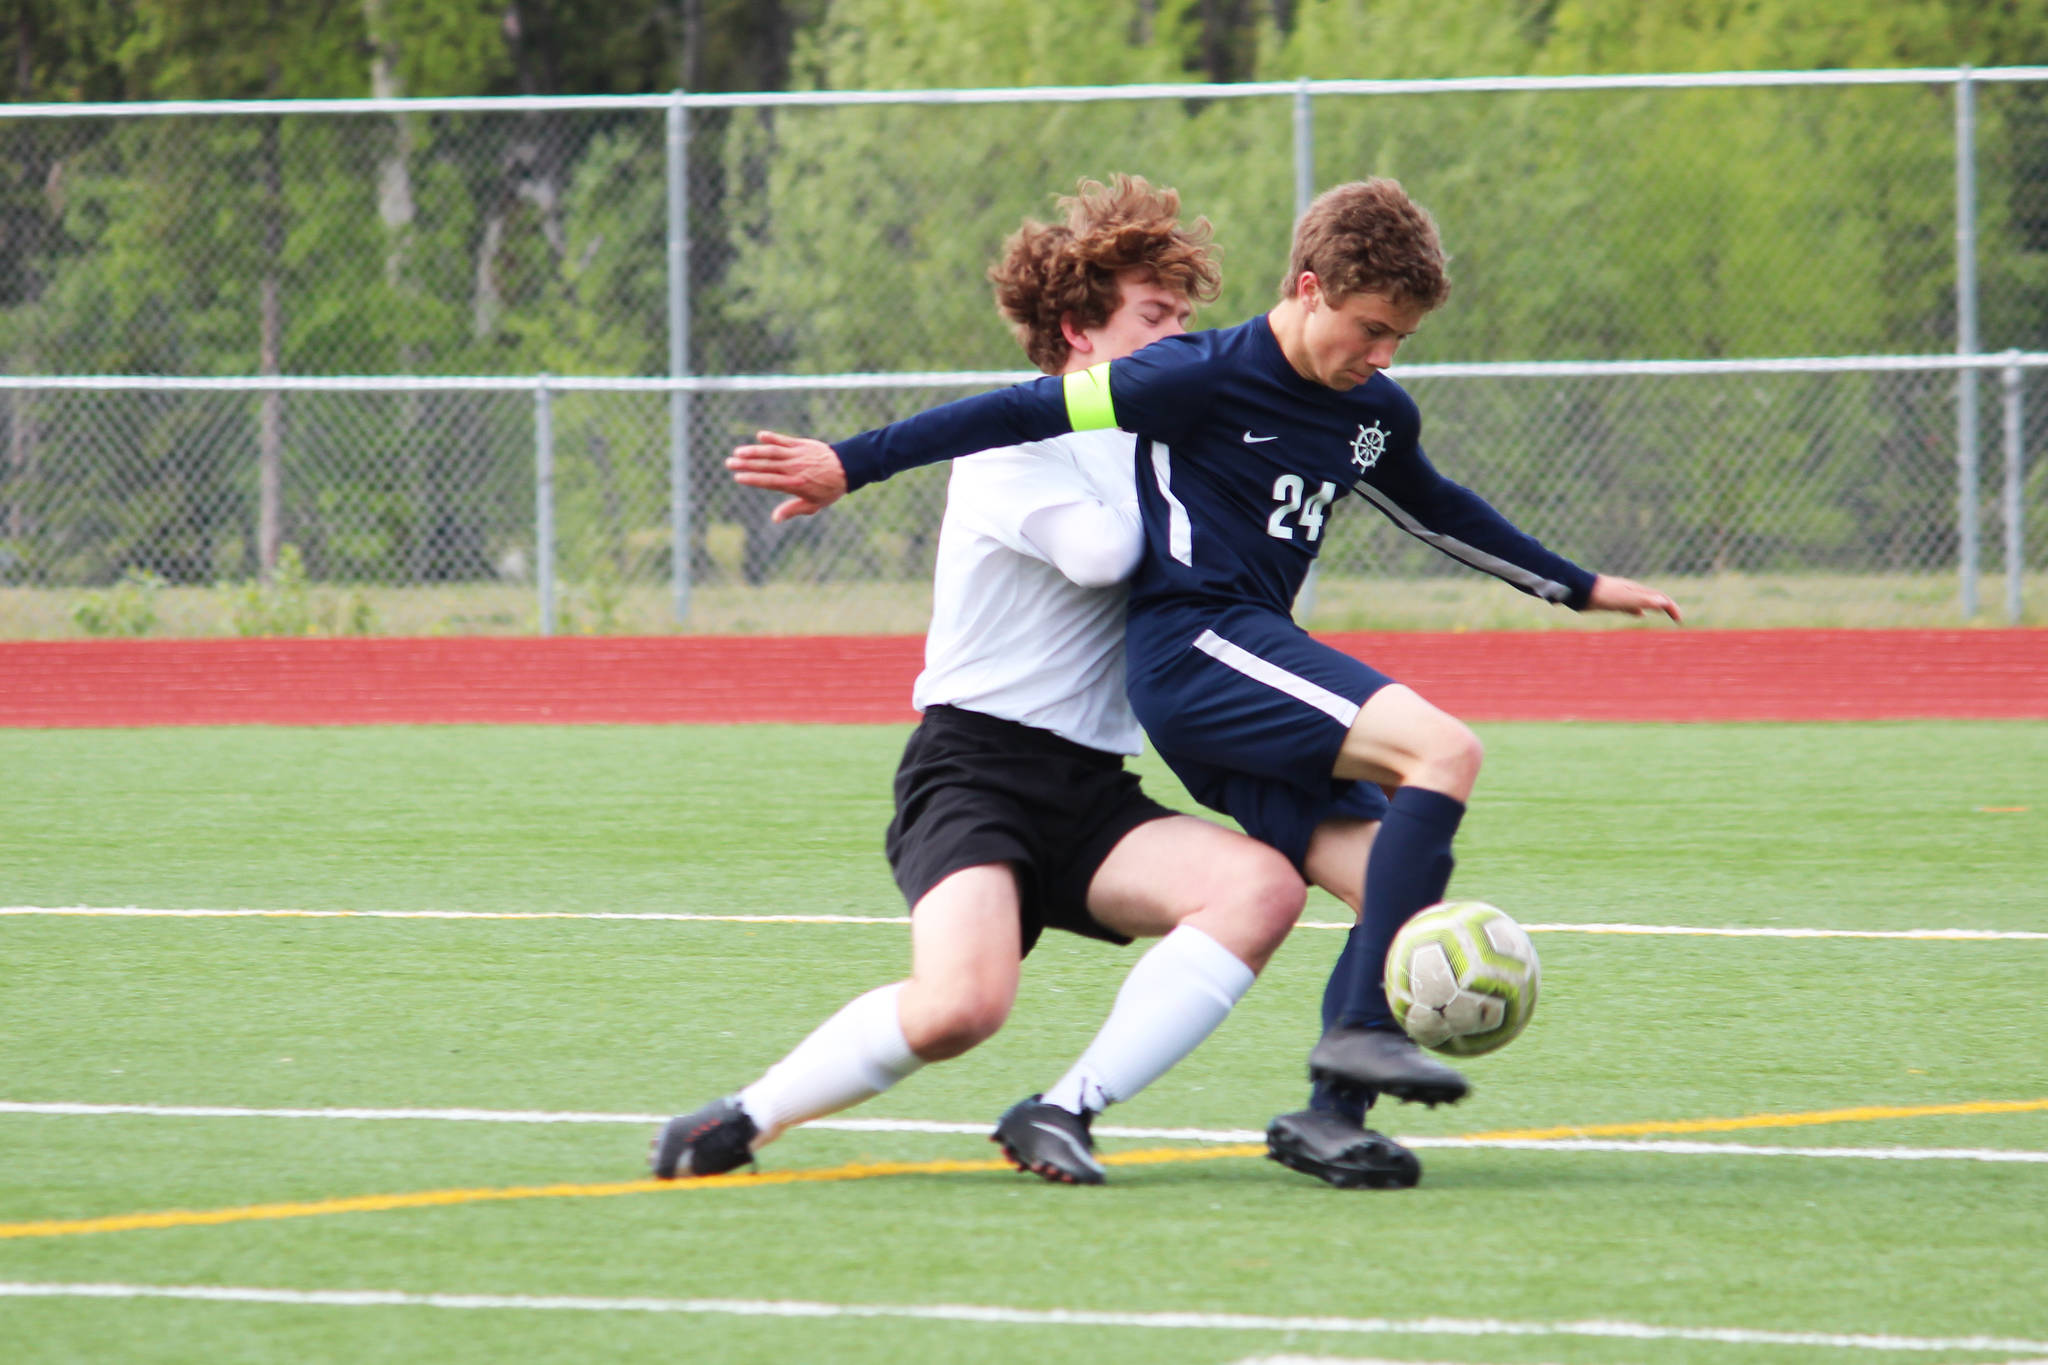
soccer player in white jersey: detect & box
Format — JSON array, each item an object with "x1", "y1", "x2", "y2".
[{"x1": 654, "y1": 177, "x2": 1419, "y2": 1189}]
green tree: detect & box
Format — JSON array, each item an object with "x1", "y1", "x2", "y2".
[{"x1": 2, "y1": 1, "x2": 128, "y2": 579}]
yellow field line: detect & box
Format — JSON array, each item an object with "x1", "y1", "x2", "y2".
[
  {"x1": 4, "y1": 1100, "x2": 2039, "y2": 1243},
  {"x1": 0, "y1": 1145, "x2": 1263, "y2": 1241},
  {"x1": 1460, "y1": 1096, "x2": 2048, "y2": 1143}
]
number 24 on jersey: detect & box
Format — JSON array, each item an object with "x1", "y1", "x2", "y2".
[{"x1": 1266, "y1": 474, "x2": 1336, "y2": 542}]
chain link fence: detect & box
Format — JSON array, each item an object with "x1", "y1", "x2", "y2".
[{"x1": 3, "y1": 69, "x2": 2045, "y2": 634}]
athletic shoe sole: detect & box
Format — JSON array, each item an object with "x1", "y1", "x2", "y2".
[
  {"x1": 991, "y1": 1096, "x2": 1105, "y2": 1186},
  {"x1": 649, "y1": 1096, "x2": 757, "y2": 1180},
  {"x1": 1266, "y1": 1119, "x2": 1421, "y2": 1190}
]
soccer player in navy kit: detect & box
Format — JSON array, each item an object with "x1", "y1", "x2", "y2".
[
  {"x1": 655, "y1": 177, "x2": 1389, "y2": 1189},
  {"x1": 731, "y1": 179, "x2": 1681, "y2": 1186}
]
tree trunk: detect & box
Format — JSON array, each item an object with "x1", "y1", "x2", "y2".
[
  {"x1": 258, "y1": 109, "x2": 285, "y2": 577},
  {"x1": 1132, "y1": 0, "x2": 1156, "y2": 45},
  {"x1": 364, "y1": 0, "x2": 430, "y2": 581},
  {"x1": 364, "y1": 0, "x2": 416, "y2": 282},
  {"x1": 679, "y1": 0, "x2": 702, "y2": 88}
]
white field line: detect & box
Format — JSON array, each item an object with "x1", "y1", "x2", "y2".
[
  {"x1": 1236, "y1": 1358, "x2": 2039, "y2": 1365},
  {"x1": 1, "y1": 1282, "x2": 2045, "y2": 1355},
  {"x1": 1418, "y1": 1139, "x2": 2048, "y2": 1164},
  {"x1": 4, "y1": 905, "x2": 2045, "y2": 940},
  {"x1": 1232, "y1": 1359, "x2": 1565, "y2": 1365},
  {"x1": 0, "y1": 905, "x2": 914, "y2": 925},
  {"x1": 1519, "y1": 923, "x2": 2048, "y2": 941},
  {"x1": 3, "y1": 1103, "x2": 2042, "y2": 1164}
]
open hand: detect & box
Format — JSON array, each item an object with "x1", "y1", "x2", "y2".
[
  {"x1": 728, "y1": 430, "x2": 848, "y2": 523},
  {"x1": 1587, "y1": 574, "x2": 1682, "y2": 622}
]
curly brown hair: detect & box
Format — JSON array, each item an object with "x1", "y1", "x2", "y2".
[
  {"x1": 990, "y1": 174, "x2": 1222, "y2": 374},
  {"x1": 1280, "y1": 178, "x2": 1450, "y2": 312}
]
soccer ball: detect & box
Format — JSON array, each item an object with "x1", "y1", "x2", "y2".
[{"x1": 1384, "y1": 900, "x2": 1540, "y2": 1056}]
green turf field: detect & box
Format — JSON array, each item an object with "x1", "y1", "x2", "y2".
[{"x1": 2, "y1": 722, "x2": 2044, "y2": 1364}]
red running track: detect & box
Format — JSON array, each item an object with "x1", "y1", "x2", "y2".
[{"x1": 1, "y1": 630, "x2": 2041, "y2": 727}]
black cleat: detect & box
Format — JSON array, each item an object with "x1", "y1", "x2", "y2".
[
  {"x1": 1266, "y1": 1109, "x2": 1422, "y2": 1190},
  {"x1": 1308, "y1": 1026, "x2": 1470, "y2": 1107},
  {"x1": 991, "y1": 1094, "x2": 1106, "y2": 1185},
  {"x1": 650, "y1": 1095, "x2": 758, "y2": 1179}
]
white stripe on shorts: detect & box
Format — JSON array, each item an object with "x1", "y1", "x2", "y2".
[{"x1": 1192, "y1": 629, "x2": 1361, "y2": 728}]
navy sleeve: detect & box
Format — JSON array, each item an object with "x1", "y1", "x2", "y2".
[
  {"x1": 1357, "y1": 441, "x2": 1596, "y2": 610},
  {"x1": 1102, "y1": 332, "x2": 1221, "y2": 444},
  {"x1": 834, "y1": 375, "x2": 1069, "y2": 492}
]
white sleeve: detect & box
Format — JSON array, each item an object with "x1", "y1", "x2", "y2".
[
  {"x1": 1017, "y1": 497, "x2": 1143, "y2": 588},
  {"x1": 951, "y1": 443, "x2": 1143, "y2": 589}
]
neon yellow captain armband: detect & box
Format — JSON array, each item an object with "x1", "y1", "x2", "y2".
[{"x1": 1062, "y1": 362, "x2": 1118, "y2": 431}]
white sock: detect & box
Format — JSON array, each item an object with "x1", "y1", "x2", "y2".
[
  {"x1": 1040, "y1": 925, "x2": 1255, "y2": 1115},
  {"x1": 737, "y1": 982, "x2": 923, "y2": 1145}
]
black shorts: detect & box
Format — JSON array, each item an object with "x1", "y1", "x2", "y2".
[{"x1": 884, "y1": 705, "x2": 1178, "y2": 954}]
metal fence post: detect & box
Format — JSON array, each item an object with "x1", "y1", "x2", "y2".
[
  {"x1": 2003, "y1": 354, "x2": 2026, "y2": 624},
  {"x1": 667, "y1": 94, "x2": 694, "y2": 624},
  {"x1": 1293, "y1": 77, "x2": 1315, "y2": 220},
  {"x1": 536, "y1": 374, "x2": 556, "y2": 637},
  {"x1": 1955, "y1": 66, "x2": 1981, "y2": 618},
  {"x1": 1292, "y1": 78, "x2": 1321, "y2": 622}
]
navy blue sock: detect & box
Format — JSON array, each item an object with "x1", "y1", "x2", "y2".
[
  {"x1": 1306, "y1": 947, "x2": 1375, "y2": 1121},
  {"x1": 1327, "y1": 786, "x2": 1466, "y2": 1032},
  {"x1": 1308, "y1": 1075, "x2": 1374, "y2": 1124}
]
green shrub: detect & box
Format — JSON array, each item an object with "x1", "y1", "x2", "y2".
[{"x1": 71, "y1": 568, "x2": 165, "y2": 637}]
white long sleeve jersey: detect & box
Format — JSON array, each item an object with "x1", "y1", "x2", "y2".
[{"x1": 911, "y1": 427, "x2": 1145, "y2": 755}]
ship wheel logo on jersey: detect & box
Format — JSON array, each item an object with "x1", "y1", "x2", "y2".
[{"x1": 1350, "y1": 421, "x2": 1388, "y2": 472}]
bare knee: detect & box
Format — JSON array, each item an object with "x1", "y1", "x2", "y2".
[
  {"x1": 1245, "y1": 853, "x2": 1309, "y2": 957},
  {"x1": 1194, "y1": 845, "x2": 1306, "y2": 972},
  {"x1": 902, "y1": 865, "x2": 1022, "y2": 1061},
  {"x1": 1411, "y1": 719, "x2": 1484, "y2": 799},
  {"x1": 899, "y1": 976, "x2": 1012, "y2": 1062}
]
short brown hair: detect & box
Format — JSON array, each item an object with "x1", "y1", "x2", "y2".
[
  {"x1": 1281, "y1": 178, "x2": 1449, "y2": 311},
  {"x1": 990, "y1": 174, "x2": 1222, "y2": 374}
]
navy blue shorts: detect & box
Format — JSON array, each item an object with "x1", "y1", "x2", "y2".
[
  {"x1": 1127, "y1": 602, "x2": 1396, "y2": 871},
  {"x1": 1157, "y1": 754, "x2": 1389, "y2": 874}
]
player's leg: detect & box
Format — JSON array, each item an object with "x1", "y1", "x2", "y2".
[
  {"x1": 992, "y1": 808, "x2": 1304, "y2": 1185},
  {"x1": 1311, "y1": 684, "x2": 1480, "y2": 1104},
  {"x1": 1205, "y1": 804, "x2": 1408, "y2": 1190},
  {"x1": 651, "y1": 864, "x2": 1021, "y2": 1180},
  {"x1": 1038, "y1": 816, "x2": 1302, "y2": 1108},
  {"x1": 1261, "y1": 814, "x2": 1416, "y2": 1190},
  {"x1": 1329, "y1": 682, "x2": 1484, "y2": 797},
  {"x1": 1126, "y1": 611, "x2": 1472, "y2": 1104},
  {"x1": 1301, "y1": 814, "x2": 1372, "y2": 1117},
  {"x1": 747, "y1": 864, "x2": 1025, "y2": 1136},
  {"x1": 655, "y1": 709, "x2": 1036, "y2": 1180},
  {"x1": 896, "y1": 864, "x2": 1024, "y2": 1060},
  {"x1": 1086, "y1": 814, "x2": 1303, "y2": 965},
  {"x1": 742, "y1": 864, "x2": 1022, "y2": 1132}
]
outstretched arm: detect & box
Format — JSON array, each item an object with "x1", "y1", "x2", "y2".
[
  {"x1": 726, "y1": 346, "x2": 1218, "y2": 520},
  {"x1": 1585, "y1": 574, "x2": 1682, "y2": 622},
  {"x1": 1364, "y1": 437, "x2": 1681, "y2": 623},
  {"x1": 727, "y1": 377, "x2": 1075, "y2": 522},
  {"x1": 1360, "y1": 454, "x2": 1597, "y2": 609}
]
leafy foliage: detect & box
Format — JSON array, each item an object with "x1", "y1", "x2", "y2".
[
  {"x1": 70, "y1": 564, "x2": 162, "y2": 635},
  {"x1": 2, "y1": 1, "x2": 2044, "y2": 590}
]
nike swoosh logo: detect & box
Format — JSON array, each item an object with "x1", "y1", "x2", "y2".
[
  {"x1": 1243, "y1": 431, "x2": 1277, "y2": 443},
  {"x1": 1030, "y1": 1121, "x2": 1105, "y2": 1173}
]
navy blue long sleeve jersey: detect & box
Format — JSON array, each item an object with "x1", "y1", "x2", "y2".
[{"x1": 836, "y1": 315, "x2": 1595, "y2": 621}]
